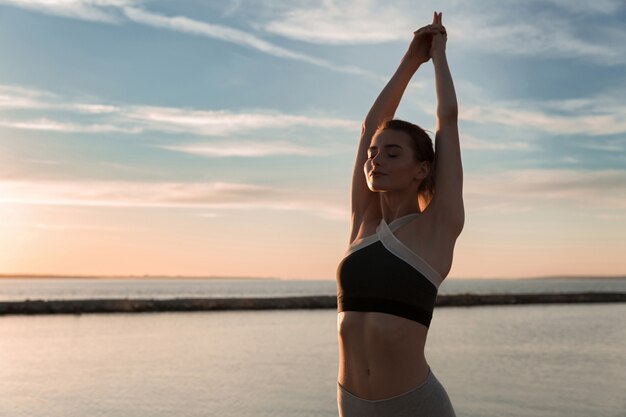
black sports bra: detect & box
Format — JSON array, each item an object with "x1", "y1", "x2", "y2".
[{"x1": 336, "y1": 212, "x2": 444, "y2": 328}]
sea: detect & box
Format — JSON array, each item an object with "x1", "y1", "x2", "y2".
[{"x1": 1, "y1": 277, "x2": 625, "y2": 417}]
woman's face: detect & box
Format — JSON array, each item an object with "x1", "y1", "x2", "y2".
[{"x1": 365, "y1": 129, "x2": 425, "y2": 192}]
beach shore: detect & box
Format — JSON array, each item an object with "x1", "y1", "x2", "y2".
[{"x1": 1, "y1": 292, "x2": 625, "y2": 316}]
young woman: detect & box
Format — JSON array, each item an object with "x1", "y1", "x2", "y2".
[{"x1": 336, "y1": 11, "x2": 463, "y2": 417}]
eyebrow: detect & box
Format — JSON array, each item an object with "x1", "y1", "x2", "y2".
[{"x1": 368, "y1": 144, "x2": 403, "y2": 151}]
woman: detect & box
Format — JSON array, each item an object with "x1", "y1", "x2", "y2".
[{"x1": 336, "y1": 11, "x2": 463, "y2": 417}]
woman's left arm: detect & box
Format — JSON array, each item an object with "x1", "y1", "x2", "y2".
[{"x1": 431, "y1": 12, "x2": 464, "y2": 234}]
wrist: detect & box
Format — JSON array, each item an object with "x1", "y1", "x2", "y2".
[
  {"x1": 401, "y1": 51, "x2": 424, "y2": 70},
  {"x1": 431, "y1": 51, "x2": 447, "y2": 64}
]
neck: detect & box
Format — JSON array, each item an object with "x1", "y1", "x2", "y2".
[{"x1": 379, "y1": 192, "x2": 421, "y2": 223}]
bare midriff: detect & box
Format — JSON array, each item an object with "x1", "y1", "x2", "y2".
[{"x1": 337, "y1": 310, "x2": 430, "y2": 401}]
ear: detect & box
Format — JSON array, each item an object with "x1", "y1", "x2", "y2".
[{"x1": 415, "y1": 161, "x2": 430, "y2": 180}]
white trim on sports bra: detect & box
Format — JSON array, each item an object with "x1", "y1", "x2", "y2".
[{"x1": 344, "y1": 212, "x2": 444, "y2": 289}]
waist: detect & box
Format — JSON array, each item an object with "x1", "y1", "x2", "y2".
[
  {"x1": 337, "y1": 312, "x2": 429, "y2": 397},
  {"x1": 338, "y1": 311, "x2": 429, "y2": 351}
]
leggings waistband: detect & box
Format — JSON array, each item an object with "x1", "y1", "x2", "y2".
[
  {"x1": 337, "y1": 366, "x2": 433, "y2": 403},
  {"x1": 337, "y1": 366, "x2": 457, "y2": 417}
]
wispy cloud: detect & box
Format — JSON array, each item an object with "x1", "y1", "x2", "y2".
[
  {"x1": 256, "y1": 0, "x2": 412, "y2": 45},
  {"x1": 121, "y1": 6, "x2": 380, "y2": 79},
  {"x1": 459, "y1": 132, "x2": 534, "y2": 151},
  {"x1": 159, "y1": 140, "x2": 329, "y2": 157},
  {"x1": 121, "y1": 106, "x2": 357, "y2": 136},
  {"x1": 0, "y1": 0, "x2": 134, "y2": 23},
  {"x1": 450, "y1": 0, "x2": 626, "y2": 65},
  {"x1": 459, "y1": 97, "x2": 626, "y2": 136},
  {"x1": 6, "y1": 81, "x2": 625, "y2": 141},
  {"x1": 0, "y1": 117, "x2": 142, "y2": 133},
  {"x1": 0, "y1": 179, "x2": 347, "y2": 220},
  {"x1": 571, "y1": 138, "x2": 626, "y2": 152},
  {"x1": 459, "y1": 103, "x2": 626, "y2": 136},
  {"x1": 0, "y1": 84, "x2": 59, "y2": 109},
  {"x1": 413, "y1": 82, "x2": 626, "y2": 137},
  {"x1": 0, "y1": 0, "x2": 382, "y2": 79},
  {"x1": 465, "y1": 168, "x2": 626, "y2": 214},
  {"x1": 1, "y1": 168, "x2": 624, "y2": 222},
  {"x1": 255, "y1": 0, "x2": 626, "y2": 65},
  {"x1": 0, "y1": 84, "x2": 359, "y2": 138}
]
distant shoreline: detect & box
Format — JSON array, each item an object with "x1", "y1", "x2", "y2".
[
  {"x1": 1, "y1": 274, "x2": 625, "y2": 281},
  {"x1": 1, "y1": 293, "x2": 625, "y2": 316},
  {"x1": 0, "y1": 274, "x2": 282, "y2": 280},
  {"x1": 512, "y1": 275, "x2": 626, "y2": 280}
]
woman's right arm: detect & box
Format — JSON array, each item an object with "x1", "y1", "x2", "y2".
[
  {"x1": 362, "y1": 21, "x2": 441, "y2": 130},
  {"x1": 349, "y1": 58, "x2": 421, "y2": 242},
  {"x1": 350, "y1": 25, "x2": 438, "y2": 242},
  {"x1": 362, "y1": 55, "x2": 422, "y2": 130}
]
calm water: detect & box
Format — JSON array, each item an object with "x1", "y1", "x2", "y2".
[
  {"x1": 1, "y1": 303, "x2": 625, "y2": 417},
  {"x1": 1, "y1": 277, "x2": 625, "y2": 301}
]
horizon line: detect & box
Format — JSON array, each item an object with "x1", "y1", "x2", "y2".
[{"x1": 1, "y1": 273, "x2": 625, "y2": 281}]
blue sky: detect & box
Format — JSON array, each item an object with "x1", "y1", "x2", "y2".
[{"x1": 0, "y1": 0, "x2": 625, "y2": 279}]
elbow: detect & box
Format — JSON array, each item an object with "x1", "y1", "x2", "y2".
[
  {"x1": 361, "y1": 121, "x2": 379, "y2": 135},
  {"x1": 437, "y1": 107, "x2": 458, "y2": 121}
]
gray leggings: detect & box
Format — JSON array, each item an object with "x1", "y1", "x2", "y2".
[{"x1": 337, "y1": 367, "x2": 457, "y2": 417}]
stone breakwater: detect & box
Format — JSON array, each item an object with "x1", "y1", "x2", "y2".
[{"x1": 1, "y1": 292, "x2": 625, "y2": 316}]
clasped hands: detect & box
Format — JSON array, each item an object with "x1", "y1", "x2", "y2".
[{"x1": 407, "y1": 11, "x2": 447, "y2": 65}]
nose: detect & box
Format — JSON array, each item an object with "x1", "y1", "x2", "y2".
[
  {"x1": 368, "y1": 155, "x2": 383, "y2": 175},
  {"x1": 371, "y1": 152, "x2": 383, "y2": 165}
]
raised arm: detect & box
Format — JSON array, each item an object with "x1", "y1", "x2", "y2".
[
  {"x1": 349, "y1": 24, "x2": 442, "y2": 242},
  {"x1": 363, "y1": 25, "x2": 441, "y2": 130},
  {"x1": 430, "y1": 12, "x2": 464, "y2": 234}
]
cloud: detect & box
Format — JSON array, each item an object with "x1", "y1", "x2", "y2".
[
  {"x1": 1, "y1": 167, "x2": 624, "y2": 224},
  {"x1": 121, "y1": 106, "x2": 357, "y2": 136},
  {"x1": 159, "y1": 140, "x2": 329, "y2": 157},
  {"x1": 465, "y1": 168, "x2": 626, "y2": 213},
  {"x1": 256, "y1": 0, "x2": 413, "y2": 45},
  {"x1": 449, "y1": 1, "x2": 626, "y2": 65},
  {"x1": 4, "y1": 0, "x2": 625, "y2": 66},
  {"x1": 459, "y1": 132, "x2": 534, "y2": 151},
  {"x1": 0, "y1": 84, "x2": 59, "y2": 109},
  {"x1": 413, "y1": 81, "x2": 626, "y2": 137},
  {"x1": 0, "y1": 179, "x2": 347, "y2": 220},
  {"x1": 459, "y1": 102, "x2": 626, "y2": 136},
  {"x1": 122, "y1": 6, "x2": 382, "y2": 79},
  {"x1": 72, "y1": 104, "x2": 122, "y2": 114},
  {"x1": 0, "y1": 1, "x2": 382, "y2": 79},
  {"x1": 0, "y1": 83, "x2": 359, "y2": 137},
  {"x1": 571, "y1": 138, "x2": 626, "y2": 152},
  {"x1": 0, "y1": 117, "x2": 142, "y2": 133},
  {"x1": 255, "y1": 0, "x2": 626, "y2": 65},
  {"x1": 0, "y1": 0, "x2": 135, "y2": 23},
  {"x1": 460, "y1": 97, "x2": 626, "y2": 136}
]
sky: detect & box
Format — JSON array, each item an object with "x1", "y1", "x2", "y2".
[{"x1": 0, "y1": 0, "x2": 625, "y2": 280}]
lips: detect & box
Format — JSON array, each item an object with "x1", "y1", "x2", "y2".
[{"x1": 371, "y1": 171, "x2": 386, "y2": 176}]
